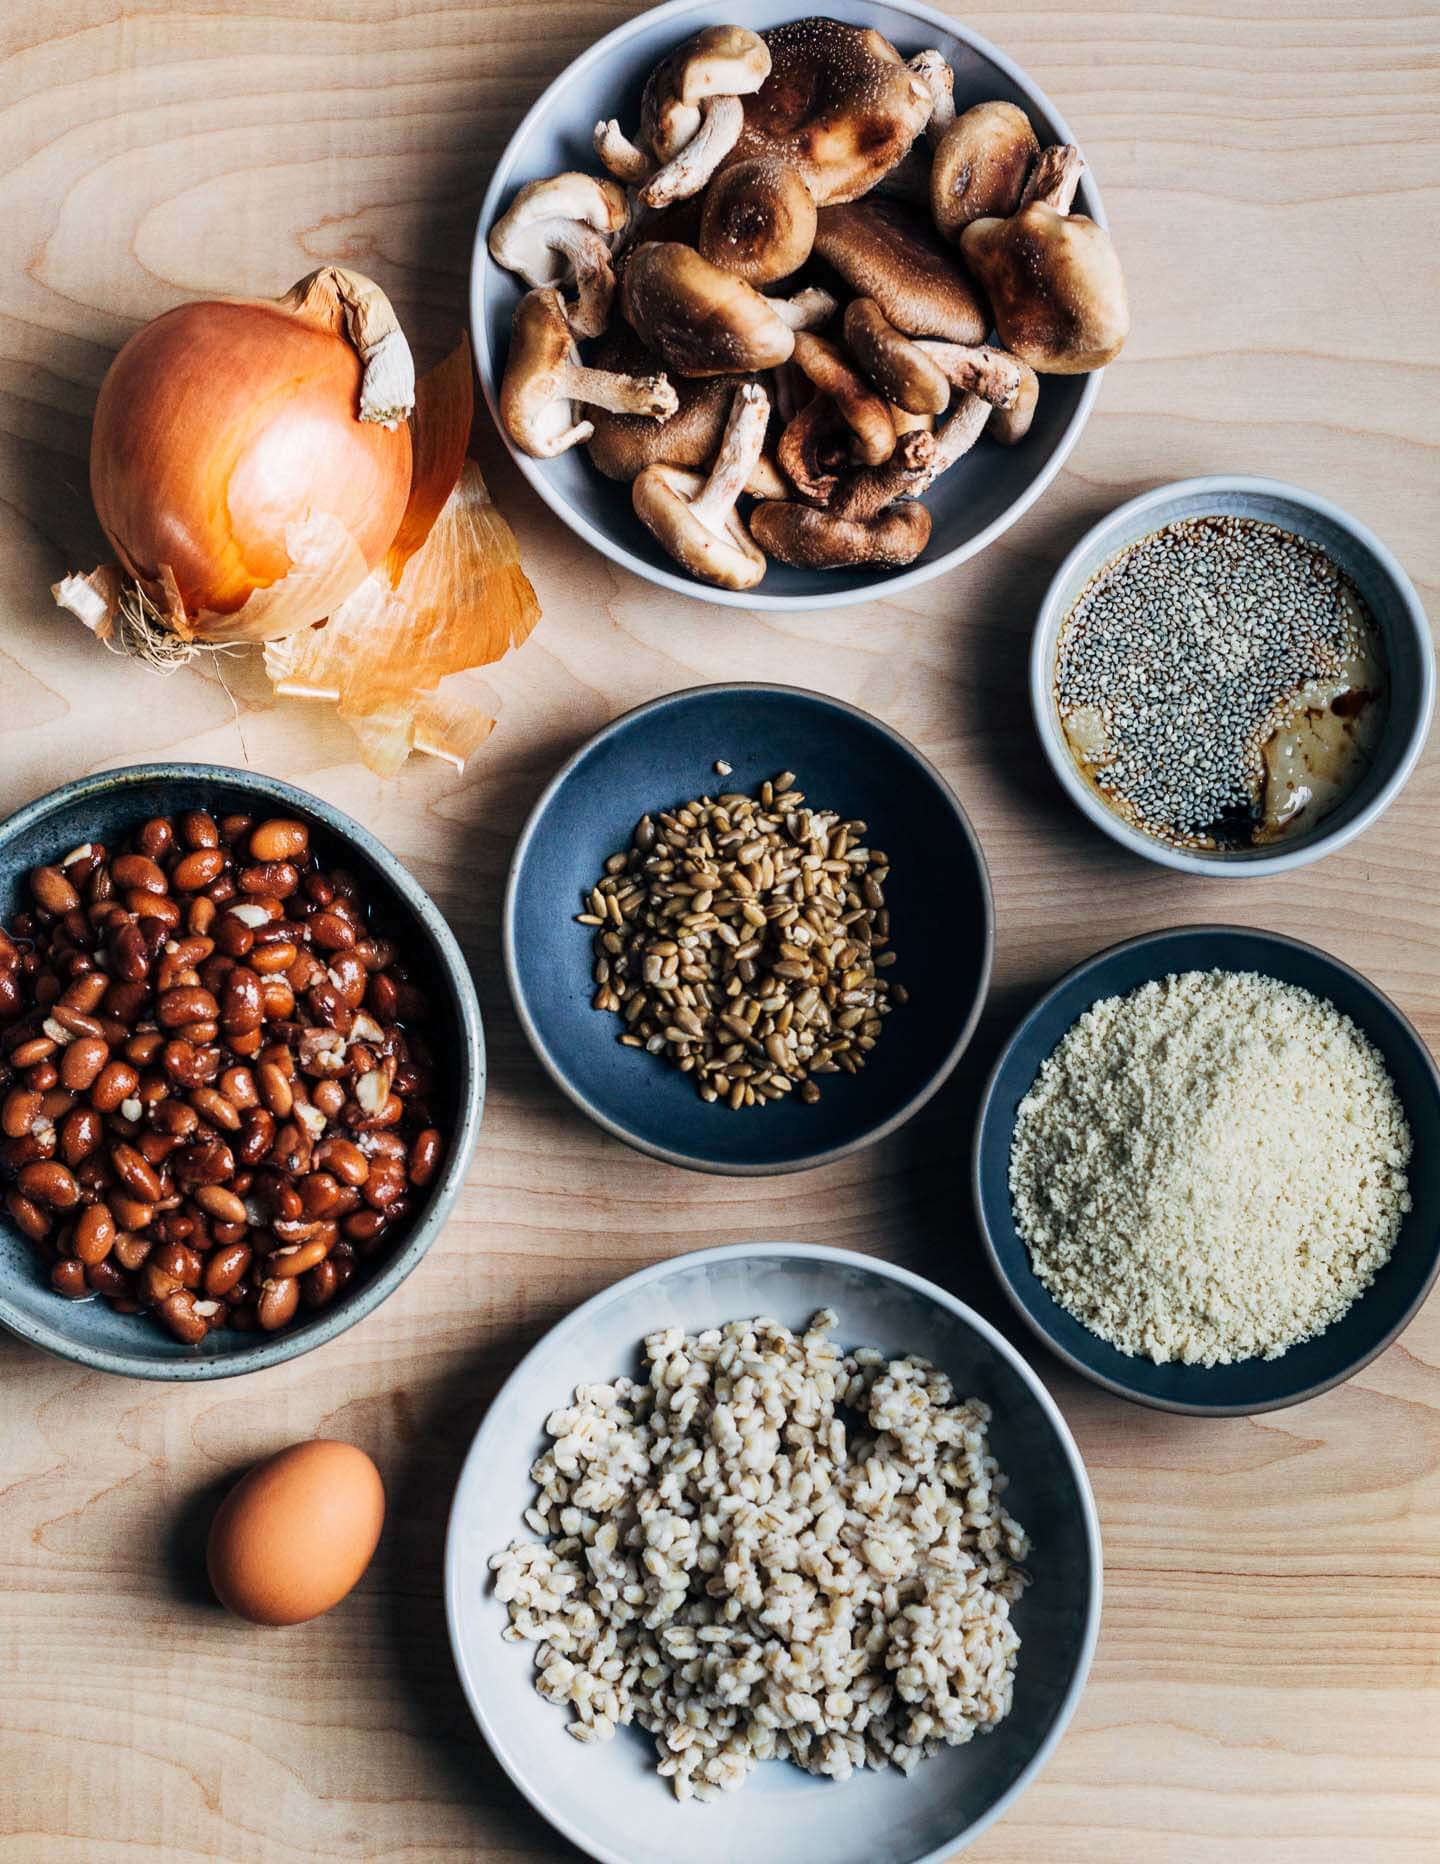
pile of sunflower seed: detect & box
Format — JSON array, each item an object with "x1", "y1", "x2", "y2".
[{"x1": 577, "y1": 771, "x2": 905, "y2": 1107}]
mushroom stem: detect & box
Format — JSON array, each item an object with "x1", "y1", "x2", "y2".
[
  {"x1": 922, "y1": 392, "x2": 993, "y2": 482},
  {"x1": 831, "y1": 430, "x2": 938, "y2": 521},
  {"x1": 770, "y1": 286, "x2": 839, "y2": 331},
  {"x1": 913, "y1": 341, "x2": 1027, "y2": 408},
  {"x1": 908, "y1": 51, "x2": 955, "y2": 147},
  {"x1": 558, "y1": 361, "x2": 679, "y2": 418},
  {"x1": 1019, "y1": 144, "x2": 1085, "y2": 213},
  {"x1": 594, "y1": 119, "x2": 653, "y2": 183},
  {"x1": 642, "y1": 95, "x2": 744, "y2": 207},
  {"x1": 690, "y1": 382, "x2": 770, "y2": 533}
]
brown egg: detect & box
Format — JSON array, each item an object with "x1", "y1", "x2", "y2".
[{"x1": 207, "y1": 1440, "x2": 385, "y2": 1626}]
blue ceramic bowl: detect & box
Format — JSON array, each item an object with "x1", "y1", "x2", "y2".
[
  {"x1": 0, "y1": 764, "x2": 485, "y2": 1381},
  {"x1": 973, "y1": 926, "x2": 1440, "y2": 1415},
  {"x1": 447, "y1": 1242, "x2": 1101, "y2": 1864},
  {"x1": 504, "y1": 685, "x2": 993, "y2": 1174}
]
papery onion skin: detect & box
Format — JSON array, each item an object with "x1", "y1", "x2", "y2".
[{"x1": 90, "y1": 299, "x2": 412, "y2": 640}]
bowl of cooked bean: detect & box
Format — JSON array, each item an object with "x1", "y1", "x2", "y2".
[{"x1": 0, "y1": 763, "x2": 484, "y2": 1379}]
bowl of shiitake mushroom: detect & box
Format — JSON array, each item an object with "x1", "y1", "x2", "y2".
[{"x1": 472, "y1": 0, "x2": 1129, "y2": 607}]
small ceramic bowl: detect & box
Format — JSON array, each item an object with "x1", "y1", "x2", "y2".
[
  {"x1": 0, "y1": 763, "x2": 485, "y2": 1381},
  {"x1": 472, "y1": 0, "x2": 1106, "y2": 611},
  {"x1": 504, "y1": 683, "x2": 993, "y2": 1174},
  {"x1": 973, "y1": 926, "x2": 1440, "y2": 1415},
  {"x1": 1030, "y1": 476, "x2": 1436, "y2": 875},
  {"x1": 446, "y1": 1241, "x2": 1101, "y2": 1864}
]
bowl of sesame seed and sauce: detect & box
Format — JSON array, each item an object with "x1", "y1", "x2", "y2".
[
  {"x1": 1030, "y1": 478, "x2": 1435, "y2": 875},
  {"x1": 972, "y1": 926, "x2": 1440, "y2": 1415},
  {"x1": 503, "y1": 683, "x2": 994, "y2": 1175}
]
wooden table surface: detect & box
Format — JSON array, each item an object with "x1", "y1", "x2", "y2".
[{"x1": 2, "y1": 1, "x2": 1438, "y2": 1858}]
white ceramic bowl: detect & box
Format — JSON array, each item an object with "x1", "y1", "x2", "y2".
[
  {"x1": 1030, "y1": 476, "x2": 1436, "y2": 875},
  {"x1": 445, "y1": 1242, "x2": 1101, "y2": 1863},
  {"x1": 471, "y1": 0, "x2": 1106, "y2": 610}
]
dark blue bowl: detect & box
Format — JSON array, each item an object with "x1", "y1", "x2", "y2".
[
  {"x1": 973, "y1": 927, "x2": 1440, "y2": 1414},
  {"x1": 0, "y1": 764, "x2": 485, "y2": 1380},
  {"x1": 504, "y1": 684, "x2": 994, "y2": 1174}
]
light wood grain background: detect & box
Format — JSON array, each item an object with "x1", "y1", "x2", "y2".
[{"x1": 2, "y1": 1, "x2": 1438, "y2": 1859}]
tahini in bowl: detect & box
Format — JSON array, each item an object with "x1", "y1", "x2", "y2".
[
  {"x1": 1030, "y1": 476, "x2": 1435, "y2": 876},
  {"x1": 973, "y1": 925, "x2": 1440, "y2": 1416},
  {"x1": 503, "y1": 683, "x2": 993, "y2": 1175},
  {"x1": 0, "y1": 763, "x2": 484, "y2": 1381},
  {"x1": 445, "y1": 1240, "x2": 1101, "y2": 1864},
  {"x1": 471, "y1": 0, "x2": 1106, "y2": 611}
]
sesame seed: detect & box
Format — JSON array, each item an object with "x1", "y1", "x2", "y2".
[{"x1": 1054, "y1": 516, "x2": 1385, "y2": 849}]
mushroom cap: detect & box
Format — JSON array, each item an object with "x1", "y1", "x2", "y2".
[
  {"x1": 699, "y1": 157, "x2": 818, "y2": 286},
  {"x1": 641, "y1": 25, "x2": 772, "y2": 160},
  {"x1": 813, "y1": 198, "x2": 987, "y2": 343},
  {"x1": 499, "y1": 288, "x2": 592, "y2": 457},
  {"x1": 751, "y1": 497, "x2": 932, "y2": 569},
  {"x1": 930, "y1": 102, "x2": 1040, "y2": 242},
  {"x1": 586, "y1": 329, "x2": 740, "y2": 480},
  {"x1": 621, "y1": 242, "x2": 796, "y2": 376},
  {"x1": 961, "y1": 205, "x2": 1129, "y2": 373},
  {"x1": 632, "y1": 463, "x2": 766, "y2": 589},
  {"x1": 489, "y1": 172, "x2": 629, "y2": 279},
  {"x1": 731, "y1": 18, "x2": 932, "y2": 206},
  {"x1": 842, "y1": 300, "x2": 950, "y2": 415}
]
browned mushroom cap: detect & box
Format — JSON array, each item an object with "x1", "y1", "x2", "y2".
[
  {"x1": 623, "y1": 243, "x2": 827, "y2": 376},
  {"x1": 751, "y1": 496, "x2": 932, "y2": 569},
  {"x1": 731, "y1": 19, "x2": 932, "y2": 206},
  {"x1": 930, "y1": 102, "x2": 1040, "y2": 243},
  {"x1": 813, "y1": 198, "x2": 987, "y2": 343},
  {"x1": 790, "y1": 331, "x2": 894, "y2": 466},
  {"x1": 488, "y1": 173, "x2": 630, "y2": 338},
  {"x1": 500, "y1": 288, "x2": 678, "y2": 458},
  {"x1": 960, "y1": 145, "x2": 1129, "y2": 373},
  {"x1": 843, "y1": 300, "x2": 949, "y2": 416},
  {"x1": 776, "y1": 395, "x2": 844, "y2": 507},
  {"x1": 699, "y1": 158, "x2": 817, "y2": 286},
  {"x1": 632, "y1": 381, "x2": 770, "y2": 589},
  {"x1": 584, "y1": 328, "x2": 734, "y2": 480}
]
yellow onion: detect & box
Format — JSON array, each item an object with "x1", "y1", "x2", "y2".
[
  {"x1": 76, "y1": 267, "x2": 416, "y2": 643},
  {"x1": 55, "y1": 274, "x2": 542, "y2": 778}
]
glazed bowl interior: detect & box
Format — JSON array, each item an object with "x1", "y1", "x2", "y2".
[
  {"x1": 446, "y1": 1242, "x2": 1100, "y2": 1864},
  {"x1": 1031, "y1": 477, "x2": 1436, "y2": 876},
  {"x1": 504, "y1": 684, "x2": 993, "y2": 1174},
  {"x1": 0, "y1": 764, "x2": 484, "y2": 1381},
  {"x1": 973, "y1": 926, "x2": 1440, "y2": 1415},
  {"x1": 472, "y1": 0, "x2": 1103, "y2": 610}
]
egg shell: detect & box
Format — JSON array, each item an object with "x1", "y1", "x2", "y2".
[{"x1": 207, "y1": 1439, "x2": 385, "y2": 1626}]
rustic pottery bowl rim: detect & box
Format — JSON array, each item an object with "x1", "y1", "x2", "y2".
[
  {"x1": 0, "y1": 761, "x2": 485, "y2": 1381},
  {"x1": 1029, "y1": 473, "x2": 1437, "y2": 875},
  {"x1": 445, "y1": 1238, "x2": 1103, "y2": 1863},
  {"x1": 502, "y1": 681, "x2": 995, "y2": 1175},
  {"x1": 972, "y1": 923, "x2": 1440, "y2": 1415},
  {"x1": 470, "y1": 0, "x2": 1106, "y2": 611}
]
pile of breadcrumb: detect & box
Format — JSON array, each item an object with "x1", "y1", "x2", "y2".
[
  {"x1": 490, "y1": 1310, "x2": 1030, "y2": 1801},
  {"x1": 1009, "y1": 970, "x2": 1412, "y2": 1365}
]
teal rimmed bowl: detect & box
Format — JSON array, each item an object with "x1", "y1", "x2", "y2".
[
  {"x1": 973, "y1": 926, "x2": 1440, "y2": 1415},
  {"x1": 0, "y1": 764, "x2": 485, "y2": 1381}
]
